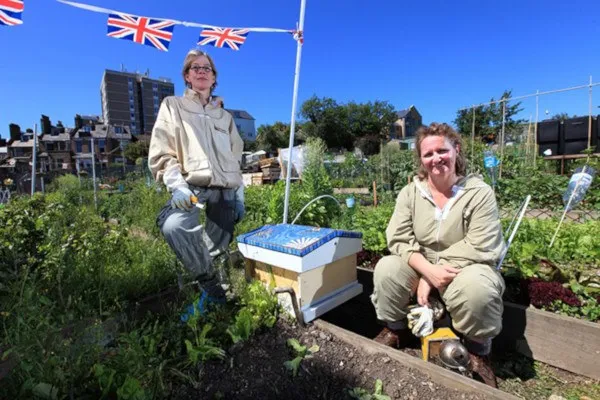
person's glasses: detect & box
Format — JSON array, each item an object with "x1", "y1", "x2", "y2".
[{"x1": 190, "y1": 65, "x2": 213, "y2": 74}]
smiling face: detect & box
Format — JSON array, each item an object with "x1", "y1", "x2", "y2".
[
  {"x1": 419, "y1": 135, "x2": 459, "y2": 179},
  {"x1": 184, "y1": 55, "x2": 216, "y2": 93}
]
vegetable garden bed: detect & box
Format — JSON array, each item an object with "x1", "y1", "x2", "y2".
[
  {"x1": 319, "y1": 267, "x2": 600, "y2": 399},
  {"x1": 174, "y1": 318, "x2": 504, "y2": 400}
]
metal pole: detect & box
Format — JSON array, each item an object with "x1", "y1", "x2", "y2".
[
  {"x1": 31, "y1": 124, "x2": 38, "y2": 195},
  {"x1": 121, "y1": 139, "x2": 126, "y2": 176},
  {"x1": 470, "y1": 106, "x2": 475, "y2": 168},
  {"x1": 499, "y1": 100, "x2": 506, "y2": 179},
  {"x1": 588, "y1": 76, "x2": 593, "y2": 150},
  {"x1": 91, "y1": 138, "x2": 98, "y2": 210},
  {"x1": 76, "y1": 159, "x2": 83, "y2": 205},
  {"x1": 282, "y1": 0, "x2": 306, "y2": 224},
  {"x1": 526, "y1": 115, "x2": 532, "y2": 157},
  {"x1": 534, "y1": 90, "x2": 539, "y2": 164}
]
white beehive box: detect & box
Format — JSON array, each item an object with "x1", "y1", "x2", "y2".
[{"x1": 237, "y1": 224, "x2": 363, "y2": 323}]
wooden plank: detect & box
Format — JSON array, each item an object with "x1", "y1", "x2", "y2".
[
  {"x1": 333, "y1": 187, "x2": 370, "y2": 195},
  {"x1": 314, "y1": 320, "x2": 519, "y2": 400},
  {"x1": 544, "y1": 153, "x2": 599, "y2": 160},
  {"x1": 356, "y1": 267, "x2": 600, "y2": 380},
  {"x1": 498, "y1": 301, "x2": 600, "y2": 380}
]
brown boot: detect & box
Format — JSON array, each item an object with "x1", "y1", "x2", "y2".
[
  {"x1": 373, "y1": 327, "x2": 410, "y2": 349},
  {"x1": 468, "y1": 352, "x2": 498, "y2": 388}
]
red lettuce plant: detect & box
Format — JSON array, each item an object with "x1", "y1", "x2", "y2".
[{"x1": 525, "y1": 278, "x2": 581, "y2": 308}]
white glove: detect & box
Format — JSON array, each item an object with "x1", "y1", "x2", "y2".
[
  {"x1": 407, "y1": 306, "x2": 434, "y2": 337},
  {"x1": 171, "y1": 187, "x2": 194, "y2": 211}
]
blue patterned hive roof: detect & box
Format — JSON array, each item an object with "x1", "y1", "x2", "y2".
[{"x1": 237, "y1": 224, "x2": 362, "y2": 257}]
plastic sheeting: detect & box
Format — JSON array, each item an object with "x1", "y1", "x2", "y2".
[{"x1": 278, "y1": 145, "x2": 305, "y2": 179}]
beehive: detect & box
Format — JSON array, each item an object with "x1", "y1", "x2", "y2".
[{"x1": 237, "y1": 224, "x2": 363, "y2": 323}]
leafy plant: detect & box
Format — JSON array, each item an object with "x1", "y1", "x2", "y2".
[
  {"x1": 226, "y1": 308, "x2": 253, "y2": 344},
  {"x1": 283, "y1": 338, "x2": 319, "y2": 377},
  {"x1": 348, "y1": 379, "x2": 391, "y2": 400},
  {"x1": 238, "y1": 280, "x2": 279, "y2": 330},
  {"x1": 184, "y1": 322, "x2": 225, "y2": 364}
]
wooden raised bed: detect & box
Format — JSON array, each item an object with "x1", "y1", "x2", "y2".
[
  {"x1": 314, "y1": 319, "x2": 519, "y2": 400},
  {"x1": 496, "y1": 301, "x2": 600, "y2": 380},
  {"x1": 351, "y1": 267, "x2": 600, "y2": 380}
]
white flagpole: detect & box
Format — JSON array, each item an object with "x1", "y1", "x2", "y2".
[{"x1": 282, "y1": 0, "x2": 306, "y2": 224}]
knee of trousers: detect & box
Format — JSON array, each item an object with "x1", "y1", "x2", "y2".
[
  {"x1": 444, "y1": 281, "x2": 503, "y2": 339},
  {"x1": 160, "y1": 212, "x2": 199, "y2": 242},
  {"x1": 372, "y1": 255, "x2": 418, "y2": 321}
]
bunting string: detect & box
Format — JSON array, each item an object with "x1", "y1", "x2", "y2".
[{"x1": 58, "y1": 0, "x2": 292, "y2": 33}]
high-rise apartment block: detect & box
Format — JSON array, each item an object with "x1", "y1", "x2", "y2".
[{"x1": 100, "y1": 69, "x2": 175, "y2": 135}]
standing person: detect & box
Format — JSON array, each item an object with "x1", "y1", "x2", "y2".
[
  {"x1": 371, "y1": 123, "x2": 505, "y2": 387},
  {"x1": 148, "y1": 49, "x2": 245, "y2": 310}
]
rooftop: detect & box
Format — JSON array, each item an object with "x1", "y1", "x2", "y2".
[{"x1": 227, "y1": 109, "x2": 255, "y2": 120}]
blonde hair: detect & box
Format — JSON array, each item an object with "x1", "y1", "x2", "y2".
[
  {"x1": 182, "y1": 49, "x2": 218, "y2": 93},
  {"x1": 415, "y1": 123, "x2": 467, "y2": 179}
]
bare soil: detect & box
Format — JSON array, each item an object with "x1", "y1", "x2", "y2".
[{"x1": 178, "y1": 319, "x2": 486, "y2": 400}]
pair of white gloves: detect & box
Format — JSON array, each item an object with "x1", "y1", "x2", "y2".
[{"x1": 407, "y1": 298, "x2": 445, "y2": 337}]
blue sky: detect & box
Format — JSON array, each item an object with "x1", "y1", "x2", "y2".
[{"x1": 2, "y1": 0, "x2": 600, "y2": 139}]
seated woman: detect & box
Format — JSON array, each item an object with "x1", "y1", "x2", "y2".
[{"x1": 371, "y1": 123, "x2": 505, "y2": 388}]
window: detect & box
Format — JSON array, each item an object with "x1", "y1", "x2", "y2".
[
  {"x1": 114, "y1": 126, "x2": 122, "y2": 134},
  {"x1": 76, "y1": 140, "x2": 82, "y2": 153},
  {"x1": 98, "y1": 139, "x2": 106, "y2": 152},
  {"x1": 83, "y1": 126, "x2": 91, "y2": 133},
  {"x1": 130, "y1": 113, "x2": 135, "y2": 120}
]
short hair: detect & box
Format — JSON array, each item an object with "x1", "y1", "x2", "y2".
[
  {"x1": 182, "y1": 49, "x2": 218, "y2": 93},
  {"x1": 415, "y1": 123, "x2": 467, "y2": 179}
]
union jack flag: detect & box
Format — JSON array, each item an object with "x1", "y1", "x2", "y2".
[
  {"x1": 0, "y1": 0, "x2": 24, "y2": 26},
  {"x1": 198, "y1": 27, "x2": 249, "y2": 51},
  {"x1": 107, "y1": 13, "x2": 175, "y2": 52}
]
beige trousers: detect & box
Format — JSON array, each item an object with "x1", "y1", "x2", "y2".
[{"x1": 371, "y1": 255, "x2": 505, "y2": 340}]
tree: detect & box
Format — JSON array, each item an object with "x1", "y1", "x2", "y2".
[
  {"x1": 300, "y1": 95, "x2": 396, "y2": 152},
  {"x1": 347, "y1": 100, "x2": 397, "y2": 155},
  {"x1": 300, "y1": 96, "x2": 351, "y2": 149},
  {"x1": 243, "y1": 139, "x2": 258, "y2": 153},
  {"x1": 123, "y1": 141, "x2": 149, "y2": 163},
  {"x1": 454, "y1": 90, "x2": 524, "y2": 143},
  {"x1": 255, "y1": 122, "x2": 293, "y2": 153},
  {"x1": 551, "y1": 113, "x2": 574, "y2": 121}
]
